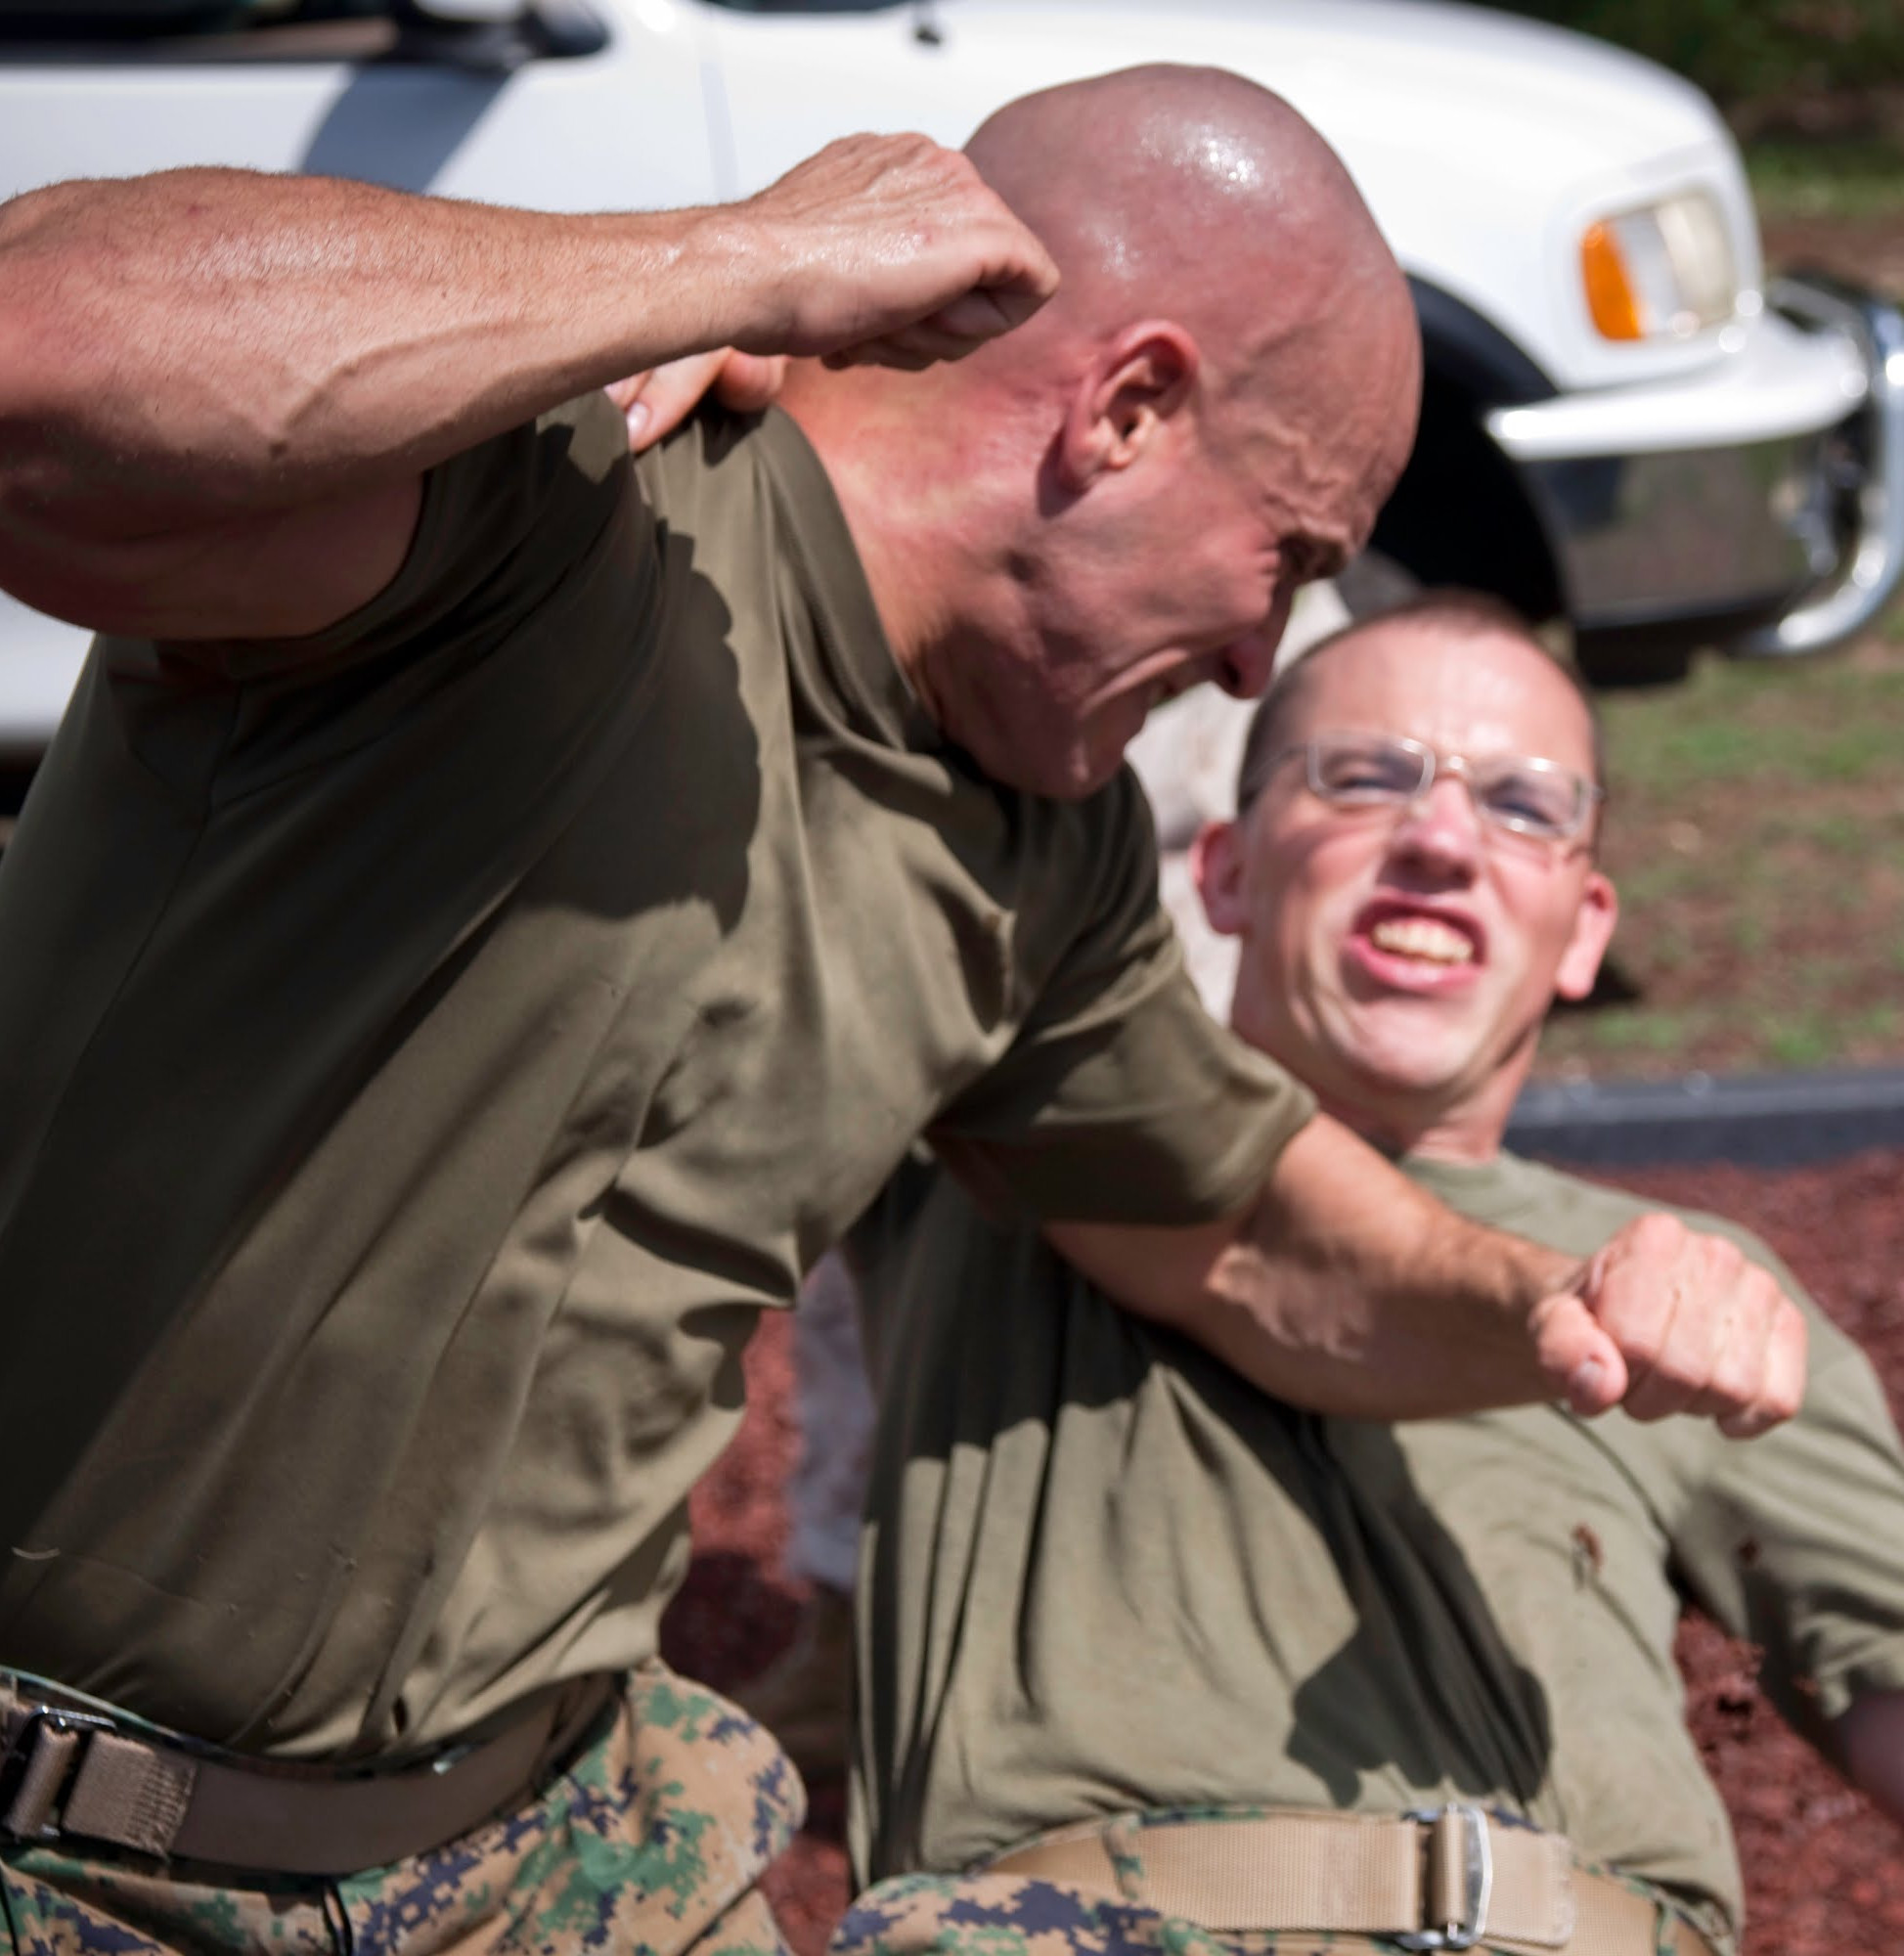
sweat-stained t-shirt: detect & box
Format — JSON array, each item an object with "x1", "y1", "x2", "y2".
[
  {"x1": 0, "y1": 394, "x2": 1312, "y2": 1761},
  {"x1": 848, "y1": 1150, "x2": 1904, "y2": 1951}
]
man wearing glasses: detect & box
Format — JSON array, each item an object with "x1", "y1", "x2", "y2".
[
  {"x1": 0, "y1": 66, "x2": 1811, "y2": 1949},
  {"x1": 840, "y1": 593, "x2": 1904, "y2": 1956}
]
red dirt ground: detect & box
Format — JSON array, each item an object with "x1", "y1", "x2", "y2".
[{"x1": 661, "y1": 1146, "x2": 1904, "y2": 1956}]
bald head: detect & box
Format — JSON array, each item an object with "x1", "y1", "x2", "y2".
[
  {"x1": 783, "y1": 65, "x2": 1421, "y2": 800},
  {"x1": 964, "y1": 66, "x2": 1408, "y2": 401}
]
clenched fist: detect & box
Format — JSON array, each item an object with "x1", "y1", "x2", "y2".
[
  {"x1": 721, "y1": 134, "x2": 1060, "y2": 370},
  {"x1": 1528, "y1": 1212, "x2": 1807, "y2": 1436}
]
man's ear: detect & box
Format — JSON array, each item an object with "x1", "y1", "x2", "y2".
[
  {"x1": 1554, "y1": 868, "x2": 1617, "y2": 1002},
  {"x1": 1056, "y1": 322, "x2": 1200, "y2": 491},
  {"x1": 1191, "y1": 817, "x2": 1249, "y2": 939}
]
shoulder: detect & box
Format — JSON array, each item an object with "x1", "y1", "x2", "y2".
[{"x1": 630, "y1": 400, "x2": 772, "y2": 531}]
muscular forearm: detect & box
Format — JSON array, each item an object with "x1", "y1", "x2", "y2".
[
  {"x1": 1208, "y1": 1121, "x2": 1591, "y2": 1417},
  {"x1": 0, "y1": 169, "x2": 775, "y2": 529},
  {"x1": 1049, "y1": 1112, "x2": 1804, "y2": 1430},
  {"x1": 0, "y1": 140, "x2": 1053, "y2": 638},
  {"x1": 1053, "y1": 1117, "x2": 1581, "y2": 1420}
]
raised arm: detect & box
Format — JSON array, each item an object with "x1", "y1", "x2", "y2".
[
  {"x1": 0, "y1": 139, "x2": 1055, "y2": 644},
  {"x1": 1048, "y1": 1113, "x2": 1806, "y2": 1431}
]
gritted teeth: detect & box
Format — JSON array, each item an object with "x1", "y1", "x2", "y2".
[{"x1": 1367, "y1": 914, "x2": 1476, "y2": 966}]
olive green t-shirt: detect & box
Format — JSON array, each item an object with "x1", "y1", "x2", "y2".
[
  {"x1": 0, "y1": 394, "x2": 1309, "y2": 1759},
  {"x1": 849, "y1": 1151, "x2": 1904, "y2": 1948}
]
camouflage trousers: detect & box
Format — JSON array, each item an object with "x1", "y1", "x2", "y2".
[
  {"x1": 0, "y1": 1663, "x2": 803, "y2": 1956},
  {"x1": 835, "y1": 1865, "x2": 1713, "y2": 1956}
]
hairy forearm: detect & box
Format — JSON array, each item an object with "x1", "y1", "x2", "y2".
[
  {"x1": 1050, "y1": 1117, "x2": 1583, "y2": 1421},
  {"x1": 0, "y1": 140, "x2": 1052, "y2": 639},
  {"x1": 0, "y1": 168, "x2": 763, "y2": 533},
  {"x1": 1209, "y1": 1122, "x2": 1583, "y2": 1416}
]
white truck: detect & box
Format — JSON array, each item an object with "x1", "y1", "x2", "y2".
[{"x1": 1, "y1": 0, "x2": 1899, "y2": 760}]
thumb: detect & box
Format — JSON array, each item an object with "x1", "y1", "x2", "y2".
[
  {"x1": 1528, "y1": 1290, "x2": 1628, "y2": 1416},
  {"x1": 712, "y1": 352, "x2": 790, "y2": 415}
]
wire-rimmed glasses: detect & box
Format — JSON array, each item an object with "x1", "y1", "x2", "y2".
[{"x1": 1246, "y1": 732, "x2": 1603, "y2": 842}]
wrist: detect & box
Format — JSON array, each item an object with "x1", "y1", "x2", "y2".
[
  {"x1": 1417, "y1": 1199, "x2": 1571, "y2": 1333},
  {"x1": 679, "y1": 201, "x2": 801, "y2": 358},
  {"x1": 1509, "y1": 1238, "x2": 1583, "y2": 1316},
  {"x1": 1423, "y1": 1210, "x2": 1585, "y2": 1400}
]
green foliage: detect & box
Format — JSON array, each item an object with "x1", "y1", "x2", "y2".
[{"x1": 1473, "y1": 0, "x2": 1904, "y2": 108}]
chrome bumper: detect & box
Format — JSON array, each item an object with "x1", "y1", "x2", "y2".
[
  {"x1": 1513, "y1": 432, "x2": 1836, "y2": 631},
  {"x1": 1500, "y1": 278, "x2": 1904, "y2": 659},
  {"x1": 1738, "y1": 279, "x2": 1904, "y2": 656}
]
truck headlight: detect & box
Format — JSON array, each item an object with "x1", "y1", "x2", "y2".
[{"x1": 1580, "y1": 192, "x2": 1737, "y2": 341}]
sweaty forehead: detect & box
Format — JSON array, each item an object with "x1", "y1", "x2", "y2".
[{"x1": 1285, "y1": 625, "x2": 1596, "y2": 772}]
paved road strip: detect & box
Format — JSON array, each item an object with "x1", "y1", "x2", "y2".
[{"x1": 1510, "y1": 1066, "x2": 1904, "y2": 1168}]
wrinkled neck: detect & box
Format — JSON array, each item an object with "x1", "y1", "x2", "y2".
[{"x1": 781, "y1": 369, "x2": 1000, "y2": 719}]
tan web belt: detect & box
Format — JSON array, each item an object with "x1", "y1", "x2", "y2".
[
  {"x1": 0, "y1": 1669, "x2": 617, "y2": 1877},
  {"x1": 985, "y1": 1806, "x2": 1717, "y2": 1956}
]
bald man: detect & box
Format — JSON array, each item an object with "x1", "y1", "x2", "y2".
[{"x1": 0, "y1": 67, "x2": 1800, "y2": 1956}]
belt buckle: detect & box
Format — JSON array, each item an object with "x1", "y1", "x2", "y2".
[
  {"x1": 1397, "y1": 1802, "x2": 1493, "y2": 1951},
  {"x1": 1, "y1": 1705, "x2": 115, "y2": 1843}
]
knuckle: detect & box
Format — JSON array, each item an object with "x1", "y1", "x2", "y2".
[
  {"x1": 1627, "y1": 1212, "x2": 1685, "y2": 1262},
  {"x1": 1741, "y1": 1274, "x2": 1780, "y2": 1322},
  {"x1": 1705, "y1": 1340, "x2": 1759, "y2": 1409},
  {"x1": 1616, "y1": 1323, "x2": 1666, "y2": 1375},
  {"x1": 1650, "y1": 1349, "x2": 1705, "y2": 1399},
  {"x1": 1706, "y1": 1234, "x2": 1746, "y2": 1277}
]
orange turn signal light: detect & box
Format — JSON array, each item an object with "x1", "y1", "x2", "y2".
[{"x1": 1581, "y1": 223, "x2": 1644, "y2": 341}]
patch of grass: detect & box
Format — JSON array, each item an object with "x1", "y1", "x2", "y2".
[
  {"x1": 1849, "y1": 1002, "x2": 1903, "y2": 1044},
  {"x1": 1607, "y1": 853, "x2": 1706, "y2": 909},
  {"x1": 1597, "y1": 653, "x2": 1904, "y2": 797},
  {"x1": 1650, "y1": 918, "x2": 1698, "y2": 974},
  {"x1": 1536, "y1": 638, "x2": 1904, "y2": 1082},
  {"x1": 1728, "y1": 904, "x2": 1770, "y2": 956},
  {"x1": 1764, "y1": 808, "x2": 1878, "y2": 856},
  {"x1": 1761, "y1": 1008, "x2": 1839, "y2": 1071}
]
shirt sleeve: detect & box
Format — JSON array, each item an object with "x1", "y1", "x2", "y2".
[
  {"x1": 122, "y1": 388, "x2": 639, "y2": 684},
  {"x1": 97, "y1": 392, "x2": 654, "y2": 814},
  {"x1": 926, "y1": 771, "x2": 1314, "y2": 1227},
  {"x1": 1663, "y1": 1263, "x2": 1904, "y2": 1734}
]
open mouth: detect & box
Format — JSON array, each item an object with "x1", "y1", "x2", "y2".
[
  {"x1": 1349, "y1": 902, "x2": 1486, "y2": 984},
  {"x1": 1366, "y1": 913, "x2": 1476, "y2": 966}
]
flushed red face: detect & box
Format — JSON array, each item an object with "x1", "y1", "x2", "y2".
[
  {"x1": 925, "y1": 270, "x2": 1422, "y2": 802},
  {"x1": 1197, "y1": 620, "x2": 1616, "y2": 1152}
]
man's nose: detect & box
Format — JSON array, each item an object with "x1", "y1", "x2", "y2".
[
  {"x1": 1217, "y1": 607, "x2": 1290, "y2": 699},
  {"x1": 1390, "y1": 778, "x2": 1484, "y2": 873}
]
